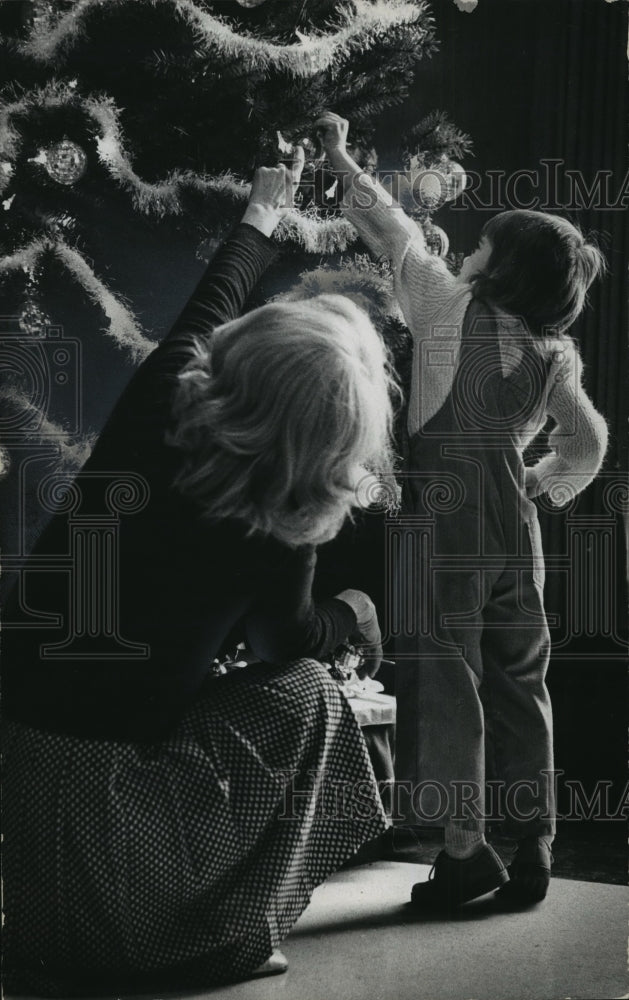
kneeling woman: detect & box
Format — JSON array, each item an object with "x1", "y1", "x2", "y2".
[{"x1": 3, "y1": 152, "x2": 394, "y2": 996}]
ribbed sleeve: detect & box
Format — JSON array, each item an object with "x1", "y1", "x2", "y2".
[
  {"x1": 341, "y1": 171, "x2": 472, "y2": 433},
  {"x1": 526, "y1": 340, "x2": 608, "y2": 501}
]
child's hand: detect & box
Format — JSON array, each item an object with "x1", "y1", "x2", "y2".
[{"x1": 315, "y1": 112, "x2": 350, "y2": 157}]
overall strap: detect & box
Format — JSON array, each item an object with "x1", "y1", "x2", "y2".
[
  {"x1": 454, "y1": 296, "x2": 551, "y2": 438},
  {"x1": 450, "y1": 296, "x2": 505, "y2": 434}
]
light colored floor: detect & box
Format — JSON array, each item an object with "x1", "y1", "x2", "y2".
[
  {"x1": 182, "y1": 861, "x2": 629, "y2": 1000},
  {"x1": 12, "y1": 861, "x2": 629, "y2": 1000}
]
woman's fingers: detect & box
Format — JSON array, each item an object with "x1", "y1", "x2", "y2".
[
  {"x1": 356, "y1": 644, "x2": 383, "y2": 679},
  {"x1": 316, "y1": 111, "x2": 347, "y2": 124},
  {"x1": 248, "y1": 146, "x2": 305, "y2": 219},
  {"x1": 284, "y1": 146, "x2": 305, "y2": 208},
  {"x1": 290, "y1": 145, "x2": 305, "y2": 183}
]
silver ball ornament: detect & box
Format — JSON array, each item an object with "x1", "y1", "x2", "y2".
[
  {"x1": 424, "y1": 222, "x2": 450, "y2": 258},
  {"x1": 44, "y1": 140, "x2": 88, "y2": 186},
  {"x1": 443, "y1": 160, "x2": 468, "y2": 202}
]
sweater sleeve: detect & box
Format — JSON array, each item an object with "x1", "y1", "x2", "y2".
[
  {"x1": 340, "y1": 171, "x2": 471, "y2": 430},
  {"x1": 341, "y1": 171, "x2": 463, "y2": 338},
  {"x1": 526, "y1": 341, "x2": 608, "y2": 503},
  {"x1": 244, "y1": 544, "x2": 357, "y2": 663},
  {"x1": 163, "y1": 223, "x2": 278, "y2": 348}
]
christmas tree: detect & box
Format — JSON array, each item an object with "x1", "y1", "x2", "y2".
[{"x1": 0, "y1": 0, "x2": 472, "y2": 577}]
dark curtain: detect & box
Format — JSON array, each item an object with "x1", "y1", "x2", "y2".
[
  {"x1": 377, "y1": 0, "x2": 628, "y2": 649},
  {"x1": 373, "y1": 0, "x2": 628, "y2": 792}
]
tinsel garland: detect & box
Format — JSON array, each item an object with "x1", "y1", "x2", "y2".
[
  {"x1": 278, "y1": 253, "x2": 401, "y2": 330},
  {"x1": 0, "y1": 82, "x2": 249, "y2": 214},
  {"x1": 22, "y1": 0, "x2": 430, "y2": 78},
  {"x1": 0, "y1": 385, "x2": 94, "y2": 471},
  {"x1": 1, "y1": 238, "x2": 152, "y2": 361},
  {"x1": 1, "y1": 82, "x2": 359, "y2": 254}
]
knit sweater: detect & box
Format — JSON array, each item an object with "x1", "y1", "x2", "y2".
[{"x1": 342, "y1": 173, "x2": 608, "y2": 500}]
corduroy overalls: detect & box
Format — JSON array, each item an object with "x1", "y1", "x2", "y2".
[{"x1": 394, "y1": 296, "x2": 556, "y2": 836}]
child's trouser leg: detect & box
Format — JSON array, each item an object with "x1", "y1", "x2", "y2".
[
  {"x1": 394, "y1": 567, "x2": 494, "y2": 831},
  {"x1": 480, "y1": 556, "x2": 555, "y2": 840}
]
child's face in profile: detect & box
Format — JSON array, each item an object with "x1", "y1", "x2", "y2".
[{"x1": 458, "y1": 235, "x2": 492, "y2": 284}]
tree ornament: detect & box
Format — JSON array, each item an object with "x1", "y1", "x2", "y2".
[
  {"x1": 406, "y1": 156, "x2": 468, "y2": 209},
  {"x1": 443, "y1": 159, "x2": 467, "y2": 201},
  {"x1": 454, "y1": 0, "x2": 479, "y2": 11},
  {"x1": 44, "y1": 140, "x2": 88, "y2": 186},
  {"x1": 411, "y1": 167, "x2": 443, "y2": 208},
  {"x1": 423, "y1": 220, "x2": 449, "y2": 258},
  {"x1": 19, "y1": 301, "x2": 50, "y2": 335},
  {"x1": 233, "y1": 0, "x2": 268, "y2": 5}
]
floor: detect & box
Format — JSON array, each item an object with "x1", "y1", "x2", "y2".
[
  {"x1": 10, "y1": 858, "x2": 628, "y2": 1000},
  {"x1": 133, "y1": 860, "x2": 628, "y2": 1000}
]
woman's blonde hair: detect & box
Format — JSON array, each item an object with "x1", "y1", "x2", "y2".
[{"x1": 168, "y1": 294, "x2": 399, "y2": 547}]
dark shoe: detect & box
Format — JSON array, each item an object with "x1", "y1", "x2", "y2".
[
  {"x1": 497, "y1": 837, "x2": 552, "y2": 904},
  {"x1": 411, "y1": 844, "x2": 509, "y2": 910}
]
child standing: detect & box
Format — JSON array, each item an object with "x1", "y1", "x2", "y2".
[{"x1": 316, "y1": 112, "x2": 608, "y2": 908}]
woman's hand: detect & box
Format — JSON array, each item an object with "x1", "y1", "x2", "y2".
[
  {"x1": 525, "y1": 466, "x2": 543, "y2": 499},
  {"x1": 242, "y1": 147, "x2": 305, "y2": 237},
  {"x1": 315, "y1": 112, "x2": 350, "y2": 158},
  {"x1": 335, "y1": 588, "x2": 383, "y2": 679}
]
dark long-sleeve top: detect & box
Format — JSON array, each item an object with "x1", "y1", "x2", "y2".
[{"x1": 3, "y1": 224, "x2": 356, "y2": 742}]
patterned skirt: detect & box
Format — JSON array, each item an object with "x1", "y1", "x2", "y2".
[{"x1": 3, "y1": 659, "x2": 388, "y2": 997}]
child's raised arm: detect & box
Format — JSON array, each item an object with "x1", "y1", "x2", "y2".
[
  {"x1": 315, "y1": 113, "x2": 469, "y2": 429},
  {"x1": 315, "y1": 112, "x2": 463, "y2": 343}
]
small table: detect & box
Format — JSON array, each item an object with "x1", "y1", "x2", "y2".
[{"x1": 347, "y1": 692, "x2": 396, "y2": 815}]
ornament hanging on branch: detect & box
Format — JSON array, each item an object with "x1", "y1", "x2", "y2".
[
  {"x1": 233, "y1": 0, "x2": 269, "y2": 5},
  {"x1": 18, "y1": 266, "x2": 51, "y2": 335},
  {"x1": 19, "y1": 300, "x2": 50, "y2": 335},
  {"x1": 406, "y1": 154, "x2": 468, "y2": 210},
  {"x1": 382, "y1": 158, "x2": 468, "y2": 218},
  {"x1": 423, "y1": 219, "x2": 449, "y2": 258},
  {"x1": 454, "y1": 0, "x2": 479, "y2": 11},
  {"x1": 26, "y1": 136, "x2": 87, "y2": 185},
  {"x1": 44, "y1": 139, "x2": 88, "y2": 186}
]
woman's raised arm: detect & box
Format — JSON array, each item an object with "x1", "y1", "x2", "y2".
[{"x1": 166, "y1": 149, "x2": 305, "y2": 345}]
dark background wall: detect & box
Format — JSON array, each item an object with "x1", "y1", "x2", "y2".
[
  {"x1": 326, "y1": 0, "x2": 628, "y2": 801},
  {"x1": 412, "y1": 0, "x2": 628, "y2": 802}
]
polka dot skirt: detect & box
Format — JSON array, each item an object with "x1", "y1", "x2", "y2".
[{"x1": 3, "y1": 659, "x2": 388, "y2": 997}]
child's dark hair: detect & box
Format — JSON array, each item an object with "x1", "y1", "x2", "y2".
[{"x1": 471, "y1": 209, "x2": 606, "y2": 336}]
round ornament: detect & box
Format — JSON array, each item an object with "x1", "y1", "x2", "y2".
[
  {"x1": 411, "y1": 169, "x2": 444, "y2": 208},
  {"x1": 407, "y1": 157, "x2": 468, "y2": 209},
  {"x1": 233, "y1": 0, "x2": 268, "y2": 6},
  {"x1": 44, "y1": 140, "x2": 88, "y2": 186},
  {"x1": 442, "y1": 159, "x2": 467, "y2": 202},
  {"x1": 423, "y1": 221, "x2": 450, "y2": 258},
  {"x1": 19, "y1": 301, "x2": 50, "y2": 335}
]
